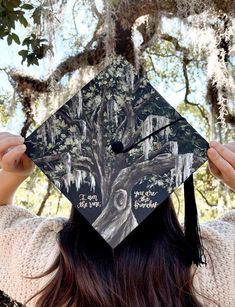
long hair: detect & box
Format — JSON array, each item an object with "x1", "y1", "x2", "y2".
[{"x1": 25, "y1": 197, "x2": 204, "y2": 307}]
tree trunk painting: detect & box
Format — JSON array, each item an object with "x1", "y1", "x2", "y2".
[{"x1": 25, "y1": 58, "x2": 208, "y2": 247}]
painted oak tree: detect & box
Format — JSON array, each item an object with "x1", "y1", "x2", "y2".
[{"x1": 26, "y1": 58, "x2": 207, "y2": 246}]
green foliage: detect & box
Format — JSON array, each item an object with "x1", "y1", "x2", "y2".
[
  {"x1": 176, "y1": 101, "x2": 209, "y2": 139},
  {"x1": 19, "y1": 34, "x2": 50, "y2": 66},
  {"x1": 0, "y1": 0, "x2": 50, "y2": 66}
]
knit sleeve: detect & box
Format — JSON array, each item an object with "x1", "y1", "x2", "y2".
[
  {"x1": 0, "y1": 202, "x2": 66, "y2": 262},
  {"x1": 200, "y1": 210, "x2": 235, "y2": 256},
  {"x1": 0, "y1": 204, "x2": 64, "y2": 232},
  {"x1": 0, "y1": 204, "x2": 38, "y2": 229},
  {"x1": 0, "y1": 205, "x2": 67, "y2": 305},
  {"x1": 202, "y1": 210, "x2": 235, "y2": 236},
  {"x1": 194, "y1": 210, "x2": 235, "y2": 306}
]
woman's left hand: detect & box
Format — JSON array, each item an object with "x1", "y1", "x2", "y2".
[
  {"x1": 0, "y1": 132, "x2": 35, "y2": 178},
  {"x1": 207, "y1": 141, "x2": 235, "y2": 192}
]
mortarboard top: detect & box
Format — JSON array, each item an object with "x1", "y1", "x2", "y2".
[{"x1": 25, "y1": 57, "x2": 208, "y2": 253}]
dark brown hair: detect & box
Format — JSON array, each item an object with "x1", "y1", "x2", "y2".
[{"x1": 25, "y1": 197, "x2": 205, "y2": 307}]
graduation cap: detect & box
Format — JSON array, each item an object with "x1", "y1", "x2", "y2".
[{"x1": 25, "y1": 57, "x2": 208, "y2": 266}]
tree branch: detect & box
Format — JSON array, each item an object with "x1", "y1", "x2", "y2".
[
  {"x1": 37, "y1": 180, "x2": 53, "y2": 216},
  {"x1": 135, "y1": 142, "x2": 173, "y2": 164},
  {"x1": 20, "y1": 94, "x2": 35, "y2": 137},
  {"x1": 196, "y1": 188, "x2": 216, "y2": 207},
  {"x1": 113, "y1": 152, "x2": 202, "y2": 194},
  {"x1": 10, "y1": 44, "x2": 106, "y2": 94},
  {"x1": 160, "y1": 33, "x2": 211, "y2": 128},
  {"x1": 56, "y1": 192, "x2": 63, "y2": 214},
  {"x1": 122, "y1": 101, "x2": 136, "y2": 147},
  {"x1": 34, "y1": 155, "x2": 95, "y2": 173},
  {"x1": 113, "y1": 154, "x2": 176, "y2": 194},
  {"x1": 116, "y1": 0, "x2": 234, "y2": 30}
]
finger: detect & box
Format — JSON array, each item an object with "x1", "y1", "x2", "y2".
[
  {"x1": 1, "y1": 144, "x2": 26, "y2": 171},
  {"x1": 0, "y1": 132, "x2": 21, "y2": 141},
  {"x1": 208, "y1": 158, "x2": 221, "y2": 178},
  {"x1": 224, "y1": 142, "x2": 235, "y2": 154},
  {"x1": 209, "y1": 141, "x2": 235, "y2": 168},
  {"x1": 207, "y1": 147, "x2": 235, "y2": 181},
  {"x1": 0, "y1": 136, "x2": 25, "y2": 156}
]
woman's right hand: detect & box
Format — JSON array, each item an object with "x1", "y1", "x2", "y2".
[
  {"x1": 208, "y1": 141, "x2": 235, "y2": 192},
  {"x1": 0, "y1": 132, "x2": 35, "y2": 178}
]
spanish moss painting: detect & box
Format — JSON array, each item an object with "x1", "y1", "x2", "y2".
[{"x1": 25, "y1": 57, "x2": 208, "y2": 248}]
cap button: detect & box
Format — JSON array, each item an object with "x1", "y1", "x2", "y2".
[{"x1": 111, "y1": 141, "x2": 124, "y2": 154}]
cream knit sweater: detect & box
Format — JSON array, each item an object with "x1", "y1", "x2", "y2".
[{"x1": 0, "y1": 205, "x2": 234, "y2": 307}]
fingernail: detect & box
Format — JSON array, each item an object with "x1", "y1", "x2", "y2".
[
  {"x1": 209, "y1": 141, "x2": 218, "y2": 148},
  {"x1": 208, "y1": 148, "x2": 217, "y2": 156}
]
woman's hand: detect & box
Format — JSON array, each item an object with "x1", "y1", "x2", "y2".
[
  {"x1": 0, "y1": 132, "x2": 35, "y2": 178},
  {"x1": 208, "y1": 141, "x2": 235, "y2": 192}
]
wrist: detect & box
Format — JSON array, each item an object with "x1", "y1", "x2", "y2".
[
  {"x1": 0, "y1": 170, "x2": 29, "y2": 206},
  {"x1": 0, "y1": 169, "x2": 29, "y2": 182}
]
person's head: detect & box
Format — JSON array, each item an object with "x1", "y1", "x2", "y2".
[{"x1": 26, "y1": 197, "x2": 204, "y2": 307}]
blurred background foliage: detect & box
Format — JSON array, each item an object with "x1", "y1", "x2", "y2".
[{"x1": 0, "y1": 0, "x2": 235, "y2": 304}]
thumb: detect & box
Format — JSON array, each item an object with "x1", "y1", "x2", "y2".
[{"x1": 1, "y1": 145, "x2": 26, "y2": 172}]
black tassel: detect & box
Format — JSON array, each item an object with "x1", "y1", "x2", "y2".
[{"x1": 184, "y1": 174, "x2": 206, "y2": 267}]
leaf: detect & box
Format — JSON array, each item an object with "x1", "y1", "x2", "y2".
[
  {"x1": 18, "y1": 49, "x2": 28, "y2": 64},
  {"x1": 21, "y1": 4, "x2": 34, "y2": 10},
  {"x1": 22, "y1": 36, "x2": 31, "y2": 46},
  {"x1": 14, "y1": 9, "x2": 24, "y2": 14},
  {"x1": 18, "y1": 49, "x2": 28, "y2": 57},
  {"x1": 2, "y1": 1, "x2": 14, "y2": 11},
  {"x1": 0, "y1": 27, "x2": 6, "y2": 38},
  {"x1": 37, "y1": 45, "x2": 47, "y2": 59},
  {"x1": 7, "y1": 35, "x2": 12, "y2": 45},
  {"x1": 11, "y1": 18, "x2": 16, "y2": 30},
  {"x1": 19, "y1": 15, "x2": 28, "y2": 27},
  {"x1": 11, "y1": 32, "x2": 20, "y2": 44},
  {"x1": 31, "y1": 40, "x2": 38, "y2": 51},
  {"x1": 27, "y1": 53, "x2": 39, "y2": 66},
  {"x1": 11, "y1": 0, "x2": 22, "y2": 7},
  {"x1": 31, "y1": 7, "x2": 41, "y2": 25},
  {"x1": 39, "y1": 38, "x2": 48, "y2": 43},
  {"x1": 28, "y1": 57, "x2": 39, "y2": 66},
  {"x1": 32, "y1": 57, "x2": 39, "y2": 65},
  {"x1": 4, "y1": 14, "x2": 16, "y2": 30},
  {"x1": 1, "y1": 30, "x2": 9, "y2": 38}
]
